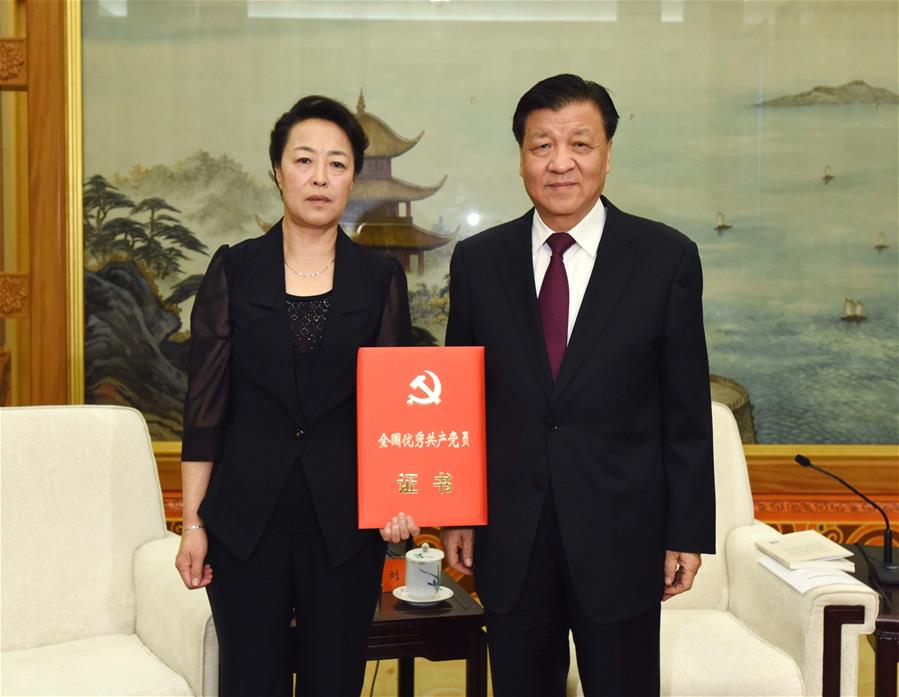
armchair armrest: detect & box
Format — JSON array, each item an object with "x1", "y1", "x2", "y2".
[
  {"x1": 133, "y1": 533, "x2": 218, "y2": 697},
  {"x1": 726, "y1": 522, "x2": 878, "y2": 697}
]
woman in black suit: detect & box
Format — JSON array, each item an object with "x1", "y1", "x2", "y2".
[{"x1": 174, "y1": 96, "x2": 418, "y2": 696}]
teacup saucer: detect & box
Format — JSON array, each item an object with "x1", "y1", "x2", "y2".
[{"x1": 392, "y1": 585, "x2": 454, "y2": 606}]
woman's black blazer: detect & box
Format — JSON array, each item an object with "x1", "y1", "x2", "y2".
[{"x1": 181, "y1": 221, "x2": 411, "y2": 564}]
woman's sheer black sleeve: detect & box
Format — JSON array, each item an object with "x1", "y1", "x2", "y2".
[
  {"x1": 375, "y1": 258, "x2": 412, "y2": 347},
  {"x1": 182, "y1": 244, "x2": 231, "y2": 461}
]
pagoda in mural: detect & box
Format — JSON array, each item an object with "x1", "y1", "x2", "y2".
[{"x1": 343, "y1": 92, "x2": 453, "y2": 275}]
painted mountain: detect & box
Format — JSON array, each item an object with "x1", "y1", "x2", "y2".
[
  {"x1": 83, "y1": 154, "x2": 282, "y2": 440},
  {"x1": 756, "y1": 79, "x2": 899, "y2": 106}
]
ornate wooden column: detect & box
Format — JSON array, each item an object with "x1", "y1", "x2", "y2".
[
  {"x1": 0, "y1": 0, "x2": 78, "y2": 406},
  {"x1": 0, "y1": 5, "x2": 29, "y2": 405},
  {"x1": 25, "y1": 0, "x2": 69, "y2": 404}
]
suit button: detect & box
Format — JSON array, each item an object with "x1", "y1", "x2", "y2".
[
  {"x1": 533, "y1": 477, "x2": 542, "y2": 490},
  {"x1": 544, "y1": 411, "x2": 558, "y2": 431},
  {"x1": 294, "y1": 429, "x2": 304, "y2": 440}
]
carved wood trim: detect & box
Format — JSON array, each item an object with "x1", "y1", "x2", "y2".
[
  {"x1": 754, "y1": 493, "x2": 899, "y2": 522},
  {"x1": 0, "y1": 273, "x2": 28, "y2": 317},
  {"x1": 0, "y1": 38, "x2": 26, "y2": 90}
]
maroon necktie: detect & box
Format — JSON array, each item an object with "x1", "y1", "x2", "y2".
[{"x1": 538, "y1": 232, "x2": 576, "y2": 381}]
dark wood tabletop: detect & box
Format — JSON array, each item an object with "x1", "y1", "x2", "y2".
[
  {"x1": 373, "y1": 574, "x2": 484, "y2": 626},
  {"x1": 848, "y1": 545, "x2": 898, "y2": 614},
  {"x1": 368, "y1": 574, "x2": 487, "y2": 697}
]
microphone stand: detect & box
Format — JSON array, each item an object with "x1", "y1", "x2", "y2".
[{"x1": 796, "y1": 454, "x2": 899, "y2": 585}]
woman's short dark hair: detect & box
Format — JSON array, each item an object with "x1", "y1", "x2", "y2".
[
  {"x1": 269, "y1": 95, "x2": 368, "y2": 178},
  {"x1": 512, "y1": 74, "x2": 619, "y2": 145}
]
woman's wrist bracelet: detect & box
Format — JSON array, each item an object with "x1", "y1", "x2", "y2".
[{"x1": 182, "y1": 524, "x2": 206, "y2": 531}]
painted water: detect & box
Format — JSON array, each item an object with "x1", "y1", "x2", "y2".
[{"x1": 623, "y1": 100, "x2": 899, "y2": 443}]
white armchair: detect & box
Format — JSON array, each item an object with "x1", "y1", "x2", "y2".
[
  {"x1": 568, "y1": 402, "x2": 878, "y2": 696},
  {"x1": 1, "y1": 405, "x2": 217, "y2": 696}
]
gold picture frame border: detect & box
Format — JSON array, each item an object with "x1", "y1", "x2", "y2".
[
  {"x1": 65, "y1": 0, "x2": 83, "y2": 404},
  {"x1": 64, "y1": 6, "x2": 898, "y2": 494}
]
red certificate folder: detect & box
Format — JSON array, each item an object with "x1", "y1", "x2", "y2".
[{"x1": 357, "y1": 346, "x2": 487, "y2": 528}]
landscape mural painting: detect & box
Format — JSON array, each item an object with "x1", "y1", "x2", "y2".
[{"x1": 82, "y1": 0, "x2": 898, "y2": 444}]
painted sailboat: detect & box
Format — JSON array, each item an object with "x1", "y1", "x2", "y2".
[
  {"x1": 874, "y1": 232, "x2": 889, "y2": 253},
  {"x1": 714, "y1": 212, "x2": 732, "y2": 234},
  {"x1": 840, "y1": 297, "x2": 867, "y2": 322},
  {"x1": 822, "y1": 165, "x2": 835, "y2": 185}
]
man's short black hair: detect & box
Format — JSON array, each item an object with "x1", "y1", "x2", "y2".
[
  {"x1": 512, "y1": 74, "x2": 619, "y2": 145},
  {"x1": 269, "y1": 95, "x2": 368, "y2": 179}
]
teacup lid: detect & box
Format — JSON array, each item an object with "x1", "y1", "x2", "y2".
[{"x1": 405, "y1": 542, "x2": 445, "y2": 563}]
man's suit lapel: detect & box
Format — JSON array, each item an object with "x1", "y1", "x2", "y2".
[
  {"x1": 247, "y1": 221, "x2": 303, "y2": 425},
  {"x1": 497, "y1": 211, "x2": 553, "y2": 399},
  {"x1": 301, "y1": 229, "x2": 368, "y2": 423},
  {"x1": 551, "y1": 197, "x2": 639, "y2": 401}
]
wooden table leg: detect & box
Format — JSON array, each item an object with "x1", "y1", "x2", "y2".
[
  {"x1": 465, "y1": 629, "x2": 488, "y2": 697},
  {"x1": 875, "y1": 629, "x2": 899, "y2": 697},
  {"x1": 823, "y1": 606, "x2": 866, "y2": 697},
  {"x1": 398, "y1": 656, "x2": 414, "y2": 697}
]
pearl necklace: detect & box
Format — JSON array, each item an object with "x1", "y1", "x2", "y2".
[{"x1": 284, "y1": 258, "x2": 335, "y2": 278}]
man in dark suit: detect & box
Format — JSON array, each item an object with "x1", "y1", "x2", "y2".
[{"x1": 440, "y1": 74, "x2": 715, "y2": 697}]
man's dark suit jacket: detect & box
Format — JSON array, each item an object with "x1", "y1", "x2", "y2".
[
  {"x1": 181, "y1": 221, "x2": 411, "y2": 565},
  {"x1": 445, "y1": 196, "x2": 715, "y2": 623}
]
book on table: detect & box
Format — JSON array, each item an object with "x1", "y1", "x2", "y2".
[
  {"x1": 357, "y1": 346, "x2": 487, "y2": 529},
  {"x1": 756, "y1": 530, "x2": 855, "y2": 571}
]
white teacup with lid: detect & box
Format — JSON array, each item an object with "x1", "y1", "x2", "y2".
[{"x1": 404, "y1": 542, "x2": 444, "y2": 600}]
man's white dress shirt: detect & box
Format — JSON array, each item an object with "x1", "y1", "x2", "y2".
[{"x1": 531, "y1": 198, "x2": 606, "y2": 343}]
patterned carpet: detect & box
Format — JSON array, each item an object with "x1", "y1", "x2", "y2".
[{"x1": 362, "y1": 658, "x2": 486, "y2": 697}]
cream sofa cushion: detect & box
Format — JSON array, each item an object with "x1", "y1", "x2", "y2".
[
  {"x1": 1, "y1": 406, "x2": 167, "y2": 651},
  {"x1": 1, "y1": 634, "x2": 193, "y2": 696},
  {"x1": 0, "y1": 406, "x2": 217, "y2": 696},
  {"x1": 661, "y1": 609, "x2": 804, "y2": 696}
]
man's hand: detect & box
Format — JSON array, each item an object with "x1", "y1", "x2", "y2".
[
  {"x1": 662, "y1": 550, "x2": 701, "y2": 601},
  {"x1": 440, "y1": 527, "x2": 475, "y2": 576}
]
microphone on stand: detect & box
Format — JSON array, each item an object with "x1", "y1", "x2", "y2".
[{"x1": 795, "y1": 454, "x2": 899, "y2": 585}]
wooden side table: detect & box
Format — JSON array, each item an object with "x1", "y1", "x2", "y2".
[
  {"x1": 367, "y1": 575, "x2": 487, "y2": 697},
  {"x1": 847, "y1": 545, "x2": 899, "y2": 697}
]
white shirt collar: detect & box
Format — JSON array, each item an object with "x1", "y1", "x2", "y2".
[{"x1": 531, "y1": 197, "x2": 606, "y2": 258}]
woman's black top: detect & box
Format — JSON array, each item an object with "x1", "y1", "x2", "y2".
[{"x1": 269, "y1": 291, "x2": 332, "y2": 531}]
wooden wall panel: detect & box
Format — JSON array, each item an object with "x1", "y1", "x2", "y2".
[
  {"x1": 26, "y1": 0, "x2": 68, "y2": 404},
  {"x1": 155, "y1": 443, "x2": 182, "y2": 491},
  {"x1": 745, "y1": 445, "x2": 898, "y2": 494}
]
